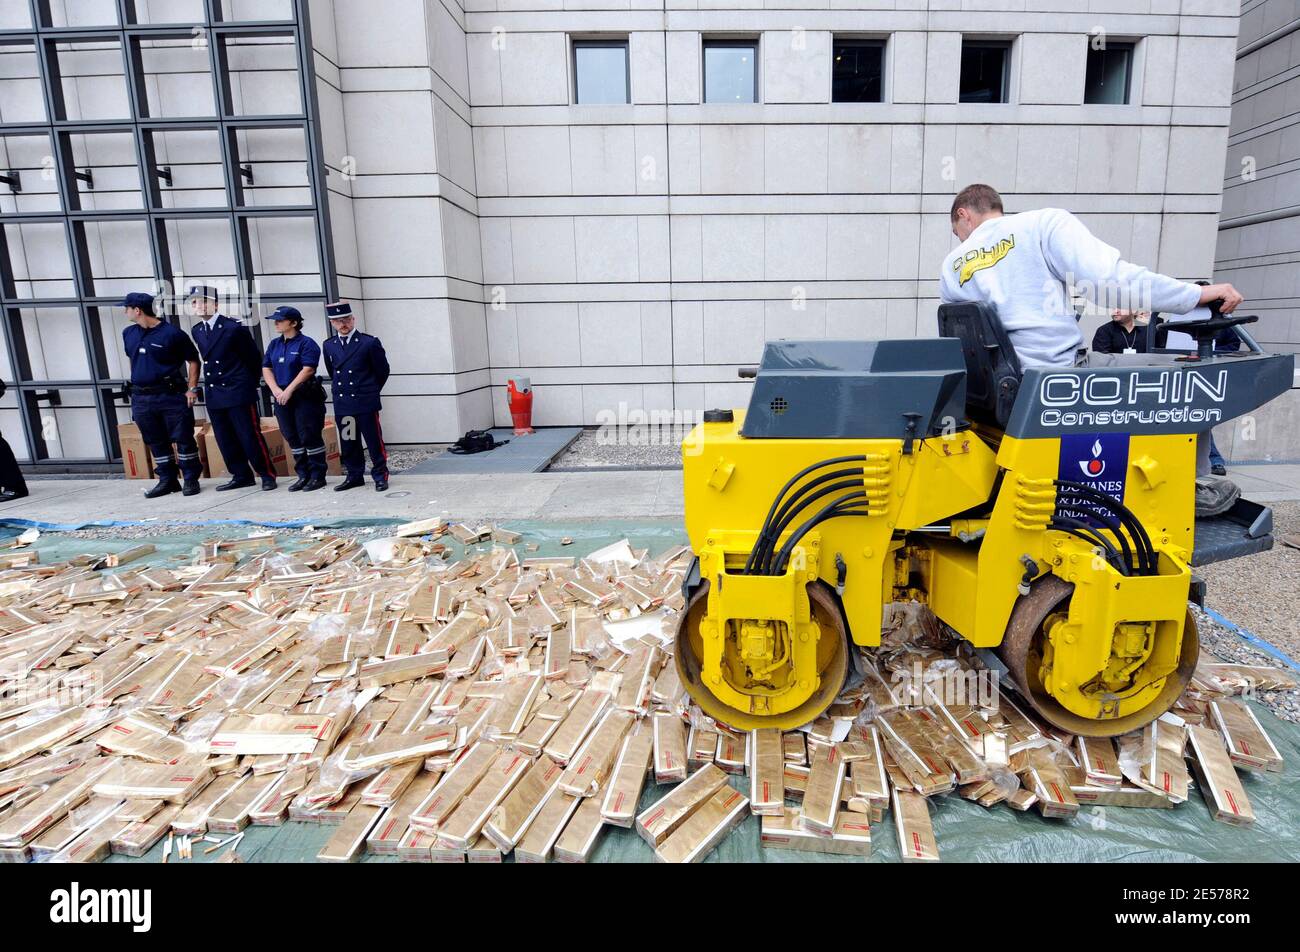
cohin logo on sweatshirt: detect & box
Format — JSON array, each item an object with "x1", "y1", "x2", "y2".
[{"x1": 954, "y1": 234, "x2": 1015, "y2": 286}]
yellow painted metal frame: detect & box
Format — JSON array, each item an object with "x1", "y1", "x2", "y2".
[{"x1": 683, "y1": 411, "x2": 1201, "y2": 728}]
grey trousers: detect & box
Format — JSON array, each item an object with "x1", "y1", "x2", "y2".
[{"x1": 1075, "y1": 351, "x2": 1213, "y2": 477}]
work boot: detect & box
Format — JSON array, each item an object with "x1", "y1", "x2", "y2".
[
  {"x1": 334, "y1": 477, "x2": 364, "y2": 493},
  {"x1": 1195, "y1": 476, "x2": 1240, "y2": 519},
  {"x1": 261, "y1": 476, "x2": 278, "y2": 492},
  {"x1": 145, "y1": 480, "x2": 181, "y2": 500},
  {"x1": 216, "y1": 478, "x2": 256, "y2": 492},
  {"x1": 288, "y1": 477, "x2": 309, "y2": 493},
  {"x1": 1211, "y1": 463, "x2": 1228, "y2": 477},
  {"x1": 374, "y1": 476, "x2": 390, "y2": 493},
  {"x1": 183, "y1": 481, "x2": 201, "y2": 497},
  {"x1": 303, "y1": 478, "x2": 327, "y2": 493}
]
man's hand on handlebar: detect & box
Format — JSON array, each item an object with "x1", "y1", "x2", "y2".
[{"x1": 1199, "y1": 283, "x2": 1244, "y2": 314}]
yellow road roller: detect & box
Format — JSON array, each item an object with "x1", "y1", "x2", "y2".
[{"x1": 677, "y1": 304, "x2": 1295, "y2": 737}]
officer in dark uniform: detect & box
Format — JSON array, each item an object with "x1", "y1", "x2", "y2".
[
  {"x1": 262, "y1": 306, "x2": 329, "y2": 493},
  {"x1": 321, "y1": 301, "x2": 391, "y2": 492},
  {"x1": 189, "y1": 286, "x2": 277, "y2": 492},
  {"x1": 0, "y1": 379, "x2": 28, "y2": 502},
  {"x1": 121, "y1": 292, "x2": 204, "y2": 499}
]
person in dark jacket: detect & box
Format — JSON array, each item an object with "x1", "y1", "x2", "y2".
[
  {"x1": 189, "y1": 286, "x2": 277, "y2": 492},
  {"x1": 262, "y1": 306, "x2": 329, "y2": 493},
  {"x1": 0, "y1": 378, "x2": 28, "y2": 502},
  {"x1": 322, "y1": 301, "x2": 391, "y2": 492},
  {"x1": 1091, "y1": 309, "x2": 1149, "y2": 355},
  {"x1": 121, "y1": 292, "x2": 204, "y2": 499}
]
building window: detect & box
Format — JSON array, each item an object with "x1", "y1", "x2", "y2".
[
  {"x1": 704, "y1": 39, "x2": 758, "y2": 103},
  {"x1": 1084, "y1": 41, "x2": 1134, "y2": 104},
  {"x1": 572, "y1": 38, "x2": 629, "y2": 105},
  {"x1": 832, "y1": 39, "x2": 885, "y2": 103},
  {"x1": 960, "y1": 39, "x2": 1011, "y2": 103}
]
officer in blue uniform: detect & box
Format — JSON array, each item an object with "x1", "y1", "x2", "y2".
[
  {"x1": 121, "y1": 292, "x2": 204, "y2": 499},
  {"x1": 189, "y1": 286, "x2": 277, "y2": 492},
  {"x1": 262, "y1": 306, "x2": 329, "y2": 493},
  {"x1": 321, "y1": 302, "x2": 391, "y2": 492},
  {"x1": 0, "y1": 379, "x2": 28, "y2": 502}
]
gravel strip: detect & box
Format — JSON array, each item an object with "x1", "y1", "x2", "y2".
[
  {"x1": 548, "y1": 428, "x2": 683, "y2": 471},
  {"x1": 1198, "y1": 500, "x2": 1300, "y2": 661}
]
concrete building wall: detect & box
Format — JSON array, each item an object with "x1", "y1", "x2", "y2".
[
  {"x1": 456, "y1": 1, "x2": 1238, "y2": 436},
  {"x1": 1211, "y1": 0, "x2": 1300, "y2": 462}
]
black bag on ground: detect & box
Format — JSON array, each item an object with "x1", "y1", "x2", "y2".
[{"x1": 448, "y1": 430, "x2": 509, "y2": 455}]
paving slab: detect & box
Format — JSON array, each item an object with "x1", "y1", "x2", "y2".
[{"x1": 403, "y1": 427, "x2": 581, "y2": 475}]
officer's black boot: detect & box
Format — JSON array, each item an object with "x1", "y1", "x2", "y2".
[
  {"x1": 261, "y1": 475, "x2": 278, "y2": 492},
  {"x1": 217, "y1": 478, "x2": 256, "y2": 492},
  {"x1": 183, "y1": 481, "x2": 201, "y2": 497},
  {"x1": 334, "y1": 476, "x2": 364, "y2": 492},
  {"x1": 304, "y1": 478, "x2": 327, "y2": 492},
  {"x1": 288, "y1": 477, "x2": 309, "y2": 492},
  {"x1": 145, "y1": 479, "x2": 181, "y2": 499}
]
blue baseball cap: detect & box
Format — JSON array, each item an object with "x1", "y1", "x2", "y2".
[
  {"x1": 267, "y1": 306, "x2": 302, "y2": 323},
  {"x1": 121, "y1": 292, "x2": 156, "y2": 315}
]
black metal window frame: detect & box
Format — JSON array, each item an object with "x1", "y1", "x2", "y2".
[
  {"x1": 1083, "y1": 39, "x2": 1135, "y2": 106},
  {"x1": 0, "y1": 0, "x2": 337, "y2": 473},
  {"x1": 958, "y1": 37, "x2": 1014, "y2": 105},
  {"x1": 831, "y1": 36, "x2": 887, "y2": 104}
]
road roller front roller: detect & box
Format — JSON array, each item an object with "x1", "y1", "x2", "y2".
[{"x1": 677, "y1": 306, "x2": 1293, "y2": 736}]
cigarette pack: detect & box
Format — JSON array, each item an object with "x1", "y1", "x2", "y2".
[
  {"x1": 485, "y1": 755, "x2": 564, "y2": 850},
  {"x1": 636, "y1": 764, "x2": 728, "y2": 847},
  {"x1": 782, "y1": 763, "x2": 809, "y2": 800},
  {"x1": 1186, "y1": 725, "x2": 1255, "y2": 826},
  {"x1": 30, "y1": 815, "x2": 84, "y2": 860},
  {"x1": 544, "y1": 690, "x2": 609, "y2": 764},
  {"x1": 317, "y1": 804, "x2": 383, "y2": 862},
  {"x1": 515, "y1": 787, "x2": 582, "y2": 863},
  {"x1": 553, "y1": 792, "x2": 607, "y2": 862},
  {"x1": 92, "y1": 758, "x2": 212, "y2": 805},
  {"x1": 688, "y1": 727, "x2": 718, "y2": 769},
  {"x1": 653, "y1": 711, "x2": 688, "y2": 782},
  {"x1": 408, "y1": 743, "x2": 499, "y2": 834},
  {"x1": 846, "y1": 725, "x2": 889, "y2": 810},
  {"x1": 361, "y1": 759, "x2": 423, "y2": 807},
  {"x1": 359, "y1": 651, "x2": 449, "y2": 688},
  {"x1": 468, "y1": 834, "x2": 503, "y2": 863},
  {"x1": 654, "y1": 786, "x2": 748, "y2": 863},
  {"x1": 1020, "y1": 750, "x2": 1079, "y2": 819},
  {"x1": 716, "y1": 731, "x2": 748, "y2": 774},
  {"x1": 1139, "y1": 718, "x2": 1190, "y2": 803},
  {"x1": 1210, "y1": 699, "x2": 1283, "y2": 773},
  {"x1": 170, "y1": 772, "x2": 248, "y2": 835},
  {"x1": 783, "y1": 731, "x2": 807, "y2": 766},
  {"x1": 760, "y1": 807, "x2": 871, "y2": 857},
  {"x1": 438, "y1": 748, "x2": 531, "y2": 849},
  {"x1": 95, "y1": 712, "x2": 190, "y2": 764},
  {"x1": 487, "y1": 674, "x2": 544, "y2": 741},
  {"x1": 111, "y1": 806, "x2": 183, "y2": 858},
  {"x1": 208, "y1": 713, "x2": 334, "y2": 756},
  {"x1": 614, "y1": 644, "x2": 660, "y2": 713},
  {"x1": 1077, "y1": 736, "x2": 1122, "y2": 788},
  {"x1": 749, "y1": 729, "x2": 784, "y2": 816},
  {"x1": 513, "y1": 712, "x2": 563, "y2": 756},
  {"x1": 58, "y1": 821, "x2": 121, "y2": 864},
  {"x1": 559, "y1": 709, "x2": 633, "y2": 796},
  {"x1": 1063, "y1": 769, "x2": 1174, "y2": 809},
  {"x1": 396, "y1": 827, "x2": 436, "y2": 862},
  {"x1": 892, "y1": 788, "x2": 939, "y2": 862},
  {"x1": 801, "y1": 744, "x2": 845, "y2": 833},
  {"x1": 342, "y1": 727, "x2": 458, "y2": 773},
  {"x1": 601, "y1": 730, "x2": 654, "y2": 827}
]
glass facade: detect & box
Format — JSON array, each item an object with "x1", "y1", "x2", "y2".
[{"x1": 0, "y1": 0, "x2": 334, "y2": 471}]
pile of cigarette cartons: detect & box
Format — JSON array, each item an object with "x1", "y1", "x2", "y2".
[{"x1": 0, "y1": 527, "x2": 1291, "y2": 865}]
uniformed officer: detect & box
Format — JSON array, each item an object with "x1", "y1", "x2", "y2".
[
  {"x1": 189, "y1": 286, "x2": 277, "y2": 492},
  {"x1": 322, "y1": 302, "x2": 391, "y2": 492},
  {"x1": 121, "y1": 292, "x2": 204, "y2": 499},
  {"x1": 262, "y1": 306, "x2": 329, "y2": 493}
]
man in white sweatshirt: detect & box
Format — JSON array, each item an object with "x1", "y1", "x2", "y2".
[
  {"x1": 939, "y1": 184, "x2": 1243, "y2": 507},
  {"x1": 939, "y1": 184, "x2": 1242, "y2": 369}
]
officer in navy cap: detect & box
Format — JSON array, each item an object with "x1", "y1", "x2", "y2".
[
  {"x1": 189, "y1": 286, "x2": 277, "y2": 492},
  {"x1": 262, "y1": 306, "x2": 329, "y2": 492},
  {"x1": 121, "y1": 292, "x2": 204, "y2": 499},
  {"x1": 322, "y1": 301, "x2": 391, "y2": 492}
]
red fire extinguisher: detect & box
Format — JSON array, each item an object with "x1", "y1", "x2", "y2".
[{"x1": 508, "y1": 378, "x2": 535, "y2": 436}]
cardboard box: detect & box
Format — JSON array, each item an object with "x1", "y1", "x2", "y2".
[
  {"x1": 119, "y1": 422, "x2": 210, "y2": 480},
  {"x1": 202, "y1": 418, "x2": 288, "y2": 479}
]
